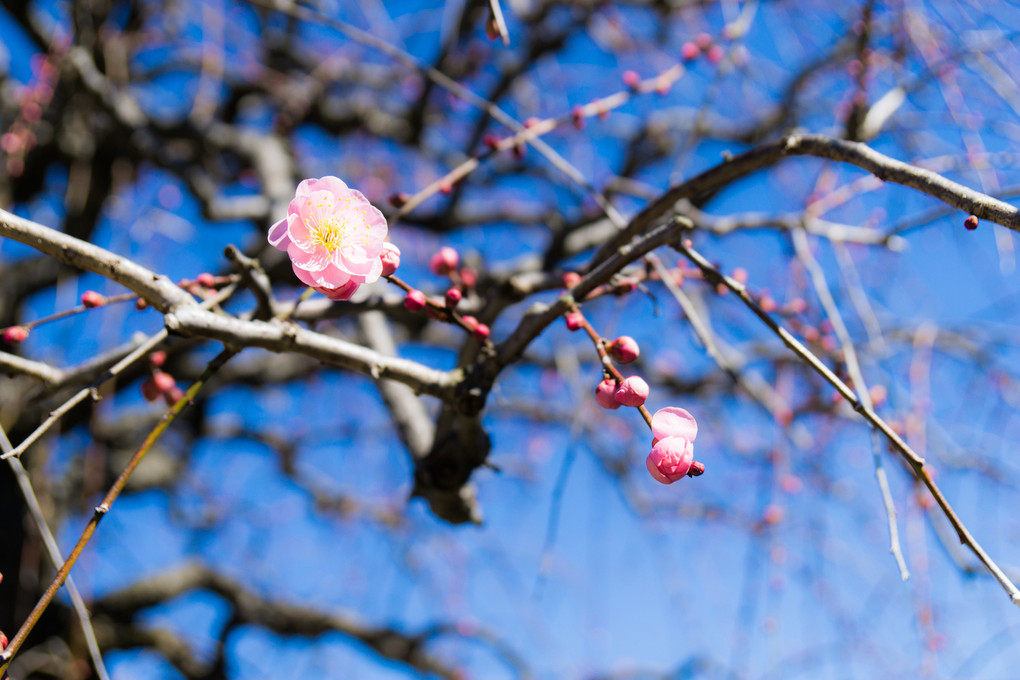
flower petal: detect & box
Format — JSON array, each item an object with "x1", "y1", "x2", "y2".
[
  {"x1": 268, "y1": 217, "x2": 291, "y2": 251},
  {"x1": 288, "y1": 241, "x2": 330, "y2": 272},
  {"x1": 651, "y1": 407, "x2": 698, "y2": 442},
  {"x1": 297, "y1": 176, "x2": 348, "y2": 198}
]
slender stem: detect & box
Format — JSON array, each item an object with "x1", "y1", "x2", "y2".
[
  {"x1": 0, "y1": 346, "x2": 237, "y2": 674},
  {"x1": 0, "y1": 426, "x2": 111, "y2": 680},
  {"x1": 674, "y1": 239, "x2": 1020, "y2": 605}
]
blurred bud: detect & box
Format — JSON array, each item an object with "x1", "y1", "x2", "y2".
[
  {"x1": 404, "y1": 289, "x2": 427, "y2": 311},
  {"x1": 81, "y1": 290, "x2": 107, "y2": 308},
  {"x1": 430, "y1": 247, "x2": 460, "y2": 275},
  {"x1": 3, "y1": 326, "x2": 29, "y2": 343},
  {"x1": 608, "y1": 336, "x2": 640, "y2": 363},
  {"x1": 445, "y1": 287, "x2": 462, "y2": 309}
]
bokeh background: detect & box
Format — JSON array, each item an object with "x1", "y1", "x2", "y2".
[{"x1": 3, "y1": 0, "x2": 1020, "y2": 678}]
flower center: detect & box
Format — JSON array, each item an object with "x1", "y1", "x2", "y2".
[{"x1": 311, "y1": 216, "x2": 348, "y2": 253}]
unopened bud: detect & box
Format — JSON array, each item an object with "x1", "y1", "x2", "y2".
[
  {"x1": 81, "y1": 290, "x2": 107, "y2": 308},
  {"x1": 565, "y1": 312, "x2": 584, "y2": 331},
  {"x1": 404, "y1": 289, "x2": 427, "y2": 312},
  {"x1": 595, "y1": 379, "x2": 622, "y2": 410},
  {"x1": 608, "y1": 336, "x2": 640, "y2": 363},
  {"x1": 3, "y1": 326, "x2": 29, "y2": 343},
  {"x1": 429, "y1": 247, "x2": 460, "y2": 276},
  {"x1": 614, "y1": 376, "x2": 649, "y2": 407},
  {"x1": 380, "y1": 242, "x2": 401, "y2": 277}
]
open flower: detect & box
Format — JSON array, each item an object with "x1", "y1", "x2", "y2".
[
  {"x1": 646, "y1": 407, "x2": 698, "y2": 484},
  {"x1": 268, "y1": 176, "x2": 390, "y2": 301}
]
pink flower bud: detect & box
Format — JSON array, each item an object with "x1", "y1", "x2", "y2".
[
  {"x1": 149, "y1": 351, "x2": 167, "y2": 367},
  {"x1": 965, "y1": 215, "x2": 978, "y2": 230},
  {"x1": 595, "y1": 379, "x2": 622, "y2": 410},
  {"x1": 460, "y1": 315, "x2": 479, "y2": 332},
  {"x1": 404, "y1": 289, "x2": 427, "y2": 311},
  {"x1": 695, "y1": 32, "x2": 713, "y2": 49},
  {"x1": 706, "y1": 45, "x2": 725, "y2": 64},
  {"x1": 81, "y1": 290, "x2": 107, "y2": 308},
  {"x1": 3, "y1": 326, "x2": 29, "y2": 343},
  {"x1": 562, "y1": 271, "x2": 582, "y2": 288},
  {"x1": 196, "y1": 273, "x2": 216, "y2": 288},
  {"x1": 483, "y1": 134, "x2": 501, "y2": 151},
  {"x1": 439, "y1": 182, "x2": 453, "y2": 195},
  {"x1": 524, "y1": 117, "x2": 541, "y2": 129},
  {"x1": 681, "y1": 42, "x2": 700, "y2": 61},
  {"x1": 135, "y1": 297, "x2": 149, "y2": 310},
  {"x1": 759, "y1": 294, "x2": 776, "y2": 312},
  {"x1": 445, "y1": 287, "x2": 462, "y2": 309},
  {"x1": 687, "y1": 460, "x2": 705, "y2": 477},
  {"x1": 459, "y1": 266, "x2": 478, "y2": 288},
  {"x1": 608, "y1": 336, "x2": 640, "y2": 363},
  {"x1": 140, "y1": 378, "x2": 161, "y2": 402},
  {"x1": 622, "y1": 70, "x2": 640, "y2": 89},
  {"x1": 564, "y1": 312, "x2": 584, "y2": 331},
  {"x1": 473, "y1": 323, "x2": 490, "y2": 341},
  {"x1": 731, "y1": 267, "x2": 748, "y2": 285},
  {"x1": 614, "y1": 376, "x2": 649, "y2": 407},
  {"x1": 430, "y1": 246, "x2": 460, "y2": 275},
  {"x1": 0, "y1": 630, "x2": 7, "y2": 649},
  {"x1": 153, "y1": 371, "x2": 176, "y2": 394},
  {"x1": 380, "y1": 242, "x2": 401, "y2": 276}
]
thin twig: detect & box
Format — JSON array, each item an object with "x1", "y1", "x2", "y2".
[
  {"x1": 674, "y1": 239, "x2": 1020, "y2": 605},
  {"x1": 0, "y1": 346, "x2": 238, "y2": 674},
  {"x1": 0, "y1": 425, "x2": 111, "y2": 680},
  {"x1": 792, "y1": 228, "x2": 909, "y2": 581},
  {"x1": 2, "y1": 284, "x2": 238, "y2": 461}
]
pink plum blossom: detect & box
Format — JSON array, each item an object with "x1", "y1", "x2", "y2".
[
  {"x1": 268, "y1": 176, "x2": 390, "y2": 301},
  {"x1": 646, "y1": 407, "x2": 698, "y2": 484}
]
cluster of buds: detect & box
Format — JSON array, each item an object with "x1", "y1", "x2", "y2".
[
  {"x1": 140, "y1": 351, "x2": 184, "y2": 406},
  {"x1": 401, "y1": 247, "x2": 489, "y2": 341},
  {"x1": 563, "y1": 304, "x2": 703, "y2": 485}
]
